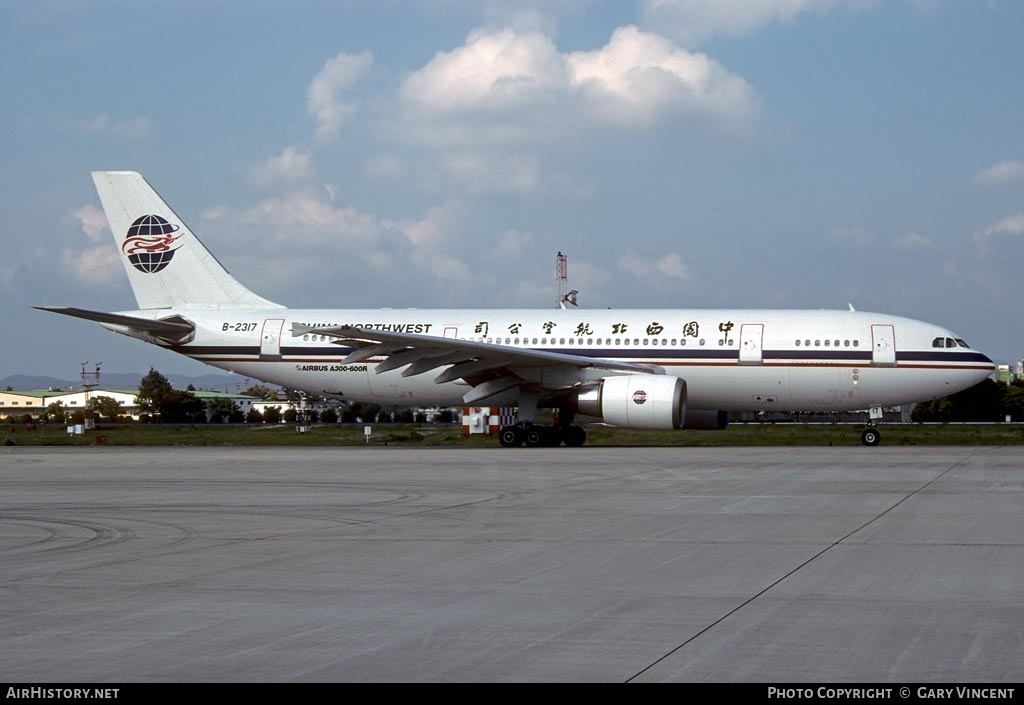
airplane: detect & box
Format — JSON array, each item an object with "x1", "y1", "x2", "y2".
[{"x1": 37, "y1": 171, "x2": 995, "y2": 447}]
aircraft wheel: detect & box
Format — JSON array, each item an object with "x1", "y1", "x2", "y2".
[
  {"x1": 563, "y1": 425, "x2": 586, "y2": 447},
  {"x1": 499, "y1": 425, "x2": 524, "y2": 448},
  {"x1": 861, "y1": 428, "x2": 881, "y2": 447},
  {"x1": 524, "y1": 426, "x2": 546, "y2": 448}
]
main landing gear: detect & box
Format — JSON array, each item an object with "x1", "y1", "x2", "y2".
[{"x1": 499, "y1": 421, "x2": 587, "y2": 448}]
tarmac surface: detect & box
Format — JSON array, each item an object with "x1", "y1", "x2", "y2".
[{"x1": 1, "y1": 445, "x2": 1021, "y2": 683}]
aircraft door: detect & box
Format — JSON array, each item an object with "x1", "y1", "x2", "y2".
[
  {"x1": 260, "y1": 318, "x2": 285, "y2": 360},
  {"x1": 871, "y1": 324, "x2": 896, "y2": 366},
  {"x1": 739, "y1": 324, "x2": 764, "y2": 364}
]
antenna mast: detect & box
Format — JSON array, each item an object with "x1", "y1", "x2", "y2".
[
  {"x1": 556, "y1": 251, "x2": 578, "y2": 309},
  {"x1": 556, "y1": 251, "x2": 567, "y2": 309}
]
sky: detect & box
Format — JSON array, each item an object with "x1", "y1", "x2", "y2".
[{"x1": 2, "y1": 0, "x2": 1023, "y2": 380}]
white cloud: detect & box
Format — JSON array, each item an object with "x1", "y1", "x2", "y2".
[
  {"x1": 976, "y1": 160, "x2": 1024, "y2": 186},
  {"x1": 568, "y1": 25, "x2": 756, "y2": 127},
  {"x1": 640, "y1": 0, "x2": 848, "y2": 45},
  {"x1": 618, "y1": 251, "x2": 691, "y2": 280},
  {"x1": 72, "y1": 204, "x2": 108, "y2": 242},
  {"x1": 248, "y1": 146, "x2": 315, "y2": 186},
  {"x1": 893, "y1": 232, "x2": 934, "y2": 250},
  {"x1": 397, "y1": 25, "x2": 756, "y2": 144},
  {"x1": 207, "y1": 190, "x2": 482, "y2": 292},
  {"x1": 975, "y1": 214, "x2": 1024, "y2": 247},
  {"x1": 241, "y1": 192, "x2": 383, "y2": 246},
  {"x1": 307, "y1": 51, "x2": 373, "y2": 142},
  {"x1": 70, "y1": 114, "x2": 153, "y2": 140},
  {"x1": 401, "y1": 28, "x2": 567, "y2": 116},
  {"x1": 60, "y1": 245, "x2": 121, "y2": 286}
]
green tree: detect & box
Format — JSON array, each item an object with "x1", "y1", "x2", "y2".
[
  {"x1": 263, "y1": 406, "x2": 282, "y2": 424},
  {"x1": 319, "y1": 408, "x2": 338, "y2": 424},
  {"x1": 137, "y1": 368, "x2": 174, "y2": 416},
  {"x1": 88, "y1": 395, "x2": 123, "y2": 422},
  {"x1": 207, "y1": 398, "x2": 237, "y2": 423},
  {"x1": 912, "y1": 379, "x2": 1003, "y2": 422},
  {"x1": 137, "y1": 368, "x2": 203, "y2": 422},
  {"x1": 45, "y1": 401, "x2": 67, "y2": 424},
  {"x1": 246, "y1": 408, "x2": 264, "y2": 423}
]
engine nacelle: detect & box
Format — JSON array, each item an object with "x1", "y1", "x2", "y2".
[{"x1": 577, "y1": 374, "x2": 686, "y2": 430}]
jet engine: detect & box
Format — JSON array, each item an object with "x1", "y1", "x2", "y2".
[{"x1": 576, "y1": 374, "x2": 686, "y2": 430}]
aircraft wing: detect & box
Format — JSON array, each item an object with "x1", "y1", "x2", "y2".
[{"x1": 293, "y1": 324, "x2": 661, "y2": 404}]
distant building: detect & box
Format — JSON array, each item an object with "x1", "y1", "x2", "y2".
[
  {"x1": 995, "y1": 365, "x2": 1014, "y2": 385},
  {"x1": 0, "y1": 388, "x2": 260, "y2": 422}
]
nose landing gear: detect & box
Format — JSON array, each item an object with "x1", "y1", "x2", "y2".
[{"x1": 860, "y1": 426, "x2": 881, "y2": 446}]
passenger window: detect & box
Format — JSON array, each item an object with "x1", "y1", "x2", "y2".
[
  {"x1": 568, "y1": 338, "x2": 574, "y2": 345},
  {"x1": 805, "y1": 339, "x2": 811, "y2": 347},
  {"x1": 815, "y1": 340, "x2": 821, "y2": 346},
  {"x1": 615, "y1": 338, "x2": 621, "y2": 345},
  {"x1": 671, "y1": 339, "x2": 677, "y2": 346},
  {"x1": 559, "y1": 338, "x2": 565, "y2": 345},
  {"x1": 825, "y1": 339, "x2": 830, "y2": 347},
  {"x1": 844, "y1": 340, "x2": 850, "y2": 347},
  {"x1": 699, "y1": 339, "x2": 705, "y2": 346},
  {"x1": 652, "y1": 339, "x2": 658, "y2": 346},
  {"x1": 853, "y1": 340, "x2": 859, "y2": 347},
  {"x1": 587, "y1": 338, "x2": 593, "y2": 346}
]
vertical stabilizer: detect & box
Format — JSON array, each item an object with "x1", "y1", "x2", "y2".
[{"x1": 92, "y1": 171, "x2": 282, "y2": 310}]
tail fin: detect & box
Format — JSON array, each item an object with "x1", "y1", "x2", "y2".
[{"x1": 92, "y1": 171, "x2": 282, "y2": 310}]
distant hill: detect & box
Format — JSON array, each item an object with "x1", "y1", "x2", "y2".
[{"x1": 0, "y1": 372, "x2": 262, "y2": 393}]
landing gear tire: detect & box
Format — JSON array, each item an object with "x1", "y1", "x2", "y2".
[
  {"x1": 499, "y1": 425, "x2": 524, "y2": 448},
  {"x1": 563, "y1": 425, "x2": 586, "y2": 447},
  {"x1": 861, "y1": 428, "x2": 881, "y2": 447},
  {"x1": 524, "y1": 426, "x2": 546, "y2": 448}
]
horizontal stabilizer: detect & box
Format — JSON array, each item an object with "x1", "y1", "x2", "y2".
[{"x1": 34, "y1": 306, "x2": 194, "y2": 341}]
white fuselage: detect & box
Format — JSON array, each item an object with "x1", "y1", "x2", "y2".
[{"x1": 117, "y1": 307, "x2": 994, "y2": 411}]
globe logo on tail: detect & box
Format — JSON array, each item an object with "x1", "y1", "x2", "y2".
[{"x1": 122, "y1": 215, "x2": 183, "y2": 273}]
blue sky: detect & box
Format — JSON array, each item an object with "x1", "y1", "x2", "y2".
[{"x1": 2, "y1": 0, "x2": 1022, "y2": 379}]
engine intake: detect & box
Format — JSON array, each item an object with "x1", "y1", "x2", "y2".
[{"x1": 577, "y1": 374, "x2": 686, "y2": 430}]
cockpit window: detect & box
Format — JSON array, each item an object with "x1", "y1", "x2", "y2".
[
  {"x1": 932, "y1": 337, "x2": 945, "y2": 348},
  {"x1": 945, "y1": 337, "x2": 957, "y2": 348},
  {"x1": 955, "y1": 338, "x2": 969, "y2": 348}
]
